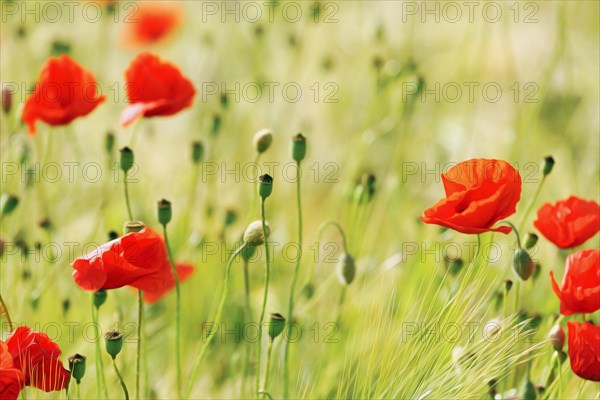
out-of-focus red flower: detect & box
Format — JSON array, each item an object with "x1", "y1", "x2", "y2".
[
  {"x1": 22, "y1": 54, "x2": 105, "y2": 135},
  {"x1": 534, "y1": 196, "x2": 600, "y2": 249},
  {"x1": 144, "y1": 263, "x2": 194, "y2": 304},
  {"x1": 120, "y1": 1, "x2": 183, "y2": 47},
  {"x1": 6, "y1": 327, "x2": 70, "y2": 392},
  {"x1": 550, "y1": 249, "x2": 600, "y2": 316},
  {"x1": 120, "y1": 52, "x2": 195, "y2": 127},
  {"x1": 71, "y1": 227, "x2": 171, "y2": 292},
  {"x1": 420, "y1": 158, "x2": 522, "y2": 234},
  {"x1": 567, "y1": 321, "x2": 600, "y2": 381},
  {"x1": 0, "y1": 341, "x2": 24, "y2": 400}
]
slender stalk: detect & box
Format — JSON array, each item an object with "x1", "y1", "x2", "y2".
[
  {"x1": 185, "y1": 244, "x2": 247, "y2": 398},
  {"x1": 256, "y1": 199, "x2": 271, "y2": 396},
  {"x1": 305, "y1": 221, "x2": 348, "y2": 287},
  {"x1": 241, "y1": 258, "x2": 252, "y2": 397},
  {"x1": 162, "y1": 224, "x2": 182, "y2": 398},
  {"x1": 283, "y1": 161, "x2": 303, "y2": 398},
  {"x1": 76, "y1": 383, "x2": 80, "y2": 399},
  {"x1": 499, "y1": 220, "x2": 522, "y2": 249},
  {"x1": 557, "y1": 351, "x2": 563, "y2": 398},
  {"x1": 112, "y1": 357, "x2": 130, "y2": 400},
  {"x1": 518, "y1": 175, "x2": 546, "y2": 232},
  {"x1": 136, "y1": 290, "x2": 143, "y2": 400},
  {"x1": 336, "y1": 286, "x2": 347, "y2": 324},
  {"x1": 0, "y1": 293, "x2": 13, "y2": 331},
  {"x1": 91, "y1": 299, "x2": 108, "y2": 398},
  {"x1": 124, "y1": 171, "x2": 134, "y2": 221},
  {"x1": 262, "y1": 339, "x2": 274, "y2": 396}
]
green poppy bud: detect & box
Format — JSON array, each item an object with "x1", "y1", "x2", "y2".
[
  {"x1": 542, "y1": 156, "x2": 555, "y2": 176},
  {"x1": 68, "y1": 354, "x2": 87, "y2": 384},
  {"x1": 1, "y1": 194, "x2": 19, "y2": 215},
  {"x1": 93, "y1": 289, "x2": 107, "y2": 309},
  {"x1": 119, "y1": 147, "x2": 134, "y2": 173},
  {"x1": 549, "y1": 324, "x2": 565, "y2": 352},
  {"x1": 268, "y1": 313, "x2": 286, "y2": 340},
  {"x1": 105, "y1": 331, "x2": 123, "y2": 359},
  {"x1": 243, "y1": 220, "x2": 270, "y2": 247},
  {"x1": 123, "y1": 221, "x2": 145, "y2": 233},
  {"x1": 157, "y1": 199, "x2": 172, "y2": 225},
  {"x1": 524, "y1": 233, "x2": 538, "y2": 250},
  {"x1": 192, "y1": 141, "x2": 204, "y2": 164},
  {"x1": 291, "y1": 133, "x2": 306, "y2": 162},
  {"x1": 254, "y1": 129, "x2": 273, "y2": 154},
  {"x1": 258, "y1": 174, "x2": 273, "y2": 199},
  {"x1": 337, "y1": 253, "x2": 356, "y2": 285},
  {"x1": 513, "y1": 248, "x2": 535, "y2": 281},
  {"x1": 105, "y1": 132, "x2": 115, "y2": 154}
]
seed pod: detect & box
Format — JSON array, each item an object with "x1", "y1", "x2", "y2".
[
  {"x1": 68, "y1": 354, "x2": 86, "y2": 384},
  {"x1": 157, "y1": 199, "x2": 172, "y2": 225},
  {"x1": 337, "y1": 253, "x2": 356, "y2": 285},
  {"x1": 93, "y1": 289, "x2": 107, "y2": 309},
  {"x1": 290, "y1": 133, "x2": 306, "y2": 162},
  {"x1": 513, "y1": 248, "x2": 535, "y2": 281},
  {"x1": 119, "y1": 147, "x2": 134, "y2": 173},
  {"x1": 123, "y1": 221, "x2": 145, "y2": 233},
  {"x1": 258, "y1": 174, "x2": 273, "y2": 199},
  {"x1": 268, "y1": 313, "x2": 286, "y2": 340},
  {"x1": 105, "y1": 331, "x2": 123, "y2": 359},
  {"x1": 542, "y1": 156, "x2": 555, "y2": 176}
]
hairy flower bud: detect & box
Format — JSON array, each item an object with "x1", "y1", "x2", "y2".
[
  {"x1": 243, "y1": 220, "x2": 270, "y2": 246},
  {"x1": 337, "y1": 253, "x2": 356, "y2": 285},
  {"x1": 254, "y1": 129, "x2": 273, "y2": 154}
]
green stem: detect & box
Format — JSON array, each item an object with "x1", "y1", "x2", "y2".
[
  {"x1": 185, "y1": 244, "x2": 247, "y2": 398},
  {"x1": 163, "y1": 224, "x2": 182, "y2": 398},
  {"x1": 262, "y1": 339, "x2": 274, "y2": 396},
  {"x1": 305, "y1": 221, "x2": 348, "y2": 287},
  {"x1": 283, "y1": 161, "x2": 302, "y2": 398},
  {"x1": 124, "y1": 171, "x2": 134, "y2": 221},
  {"x1": 0, "y1": 293, "x2": 13, "y2": 331},
  {"x1": 557, "y1": 351, "x2": 563, "y2": 398},
  {"x1": 242, "y1": 259, "x2": 251, "y2": 397},
  {"x1": 136, "y1": 290, "x2": 143, "y2": 400},
  {"x1": 256, "y1": 199, "x2": 271, "y2": 396},
  {"x1": 337, "y1": 286, "x2": 347, "y2": 324},
  {"x1": 76, "y1": 383, "x2": 80, "y2": 399},
  {"x1": 498, "y1": 220, "x2": 522, "y2": 249},
  {"x1": 518, "y1": 175, "x2": 546, "y2": 232},
  {"x1": 91, "y1": 299, "x2": 108, "y2": 398},
  {"x1": 112, "y1": 357, "x2": 130, "y2": 400}
]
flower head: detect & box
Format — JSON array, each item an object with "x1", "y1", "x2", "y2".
[
  {"x1": 550, "y1": 249, "x2": 600, "y2": 315},
  {"x1": 567, "y1": 321, "x2": 600, "y2": 381}
]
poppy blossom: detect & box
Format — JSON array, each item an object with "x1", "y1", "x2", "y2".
[
  {"x1": 120, "y1": 1, "x2": 183, "y2": 48},
  {"x1": 72, "y1": 227, "x2": 171, "y2": 292},
  {"x1": 6, "y1": 326, "x2": 70, "y2": 392},
  {"x1": 567, "y1": 321, "x2": 600, "y2": 381},
  {"x1": 420, "y1": 159, "x2": 522, "y2": 234},
  {"x1": 22, "y1": 54, "x2": 105, "y2": 135},
  {"x1": 550, "y1": 249, "x2": 600, "y2": 315},
  {"x1": 144, "y1": 263, "x2": 194, "y2": 304},
  {"x1": 0, "y1": 341, "x2": 24, "y2": 400},
  {"x1": 120, "y1": 52, "x2": 195, "y2": 127},
  {"x1": 534, "y1": 196, "x2": 600, "y2": 249}
]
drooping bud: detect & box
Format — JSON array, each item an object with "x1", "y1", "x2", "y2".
[
  {"x1": 542, "y1": 156, "x2": 555, "y2": 176},
  {"x1": 157, "y1": 199, "x2": 172, "y2": 225},
  {"x1": 123, "y1": 221, "x2": 145, "y2": 233},
  {"x1": 337, "y1": 253, "x2": 356, "y2": 285},
  {"x1": 105, "y1": 132, "x2": 115, "y2": 154},
  {"x1": 192, "y1": 141, "x2": 204, "y2": 164},
  {"x1": 513, "y1": 248, "x2": 535, "y2": 281},
  {"x1": 93, "y1": 289, "x2": 107, "y2": 309},
  {"x1": 254, "y1": 129, "x2": 273, "y2": 154},
  {"x1": 68, "y1": 354, "x2": 87, "y2": 384},
  {"x1": 548, "y1": 324, "x2": 565, "y2": 352},
  {"x1": 258, "y1": 174, "x2": 273, "y2": 199},
  {"x1": 1, "y1": 194, "x2": 19, "y2": 215},
  {"x1": 524, "y1": 233, "x2": 538, "y2": 250},
  {"x1": 104, "y1": 331, "x2": 123, "y2": 359},
  {"x1": 291, "y1": 133, "x2": 306, "y2": 162},
  {"x1": 2, "y1": 87, "x2": 12, "y2": 114},
  {"x1": 267, "y1": 313, "x2": 286, "y2": 340},
  {"x1": 119, "y1": 147, "x2": 134, "y2": 173},
  {"x1": 243, "y1": 220, "x2": 270, "y2": 247}
]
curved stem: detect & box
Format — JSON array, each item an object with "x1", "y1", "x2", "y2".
[
  {"x1": 498, "y1": 220, "x2": 522, "y2": 249},
  {"x1": 0, "y1": 293, "x2": 13, "y2": 331},
  {"x1": 111, "y1": 357, "x2": 130, "y2": 400},
  {"x1": 256, "y1": 199, "x2": 271, "y2": 396},
  {"x1": 283, "y1": 161, "x2": 302, "y2": 398},
  {"x1": 91, "y1": 299, "x2": 108, "y2": 398},
  {"x1": 163, "y1": 224, "x2": 182, "y2": 398},
  {"x1": 305, "y1": 221, "x2": 348, "y2": 287},
  {"x1": 185, "y1": 244, "x2": 247, "y2": 398},
  {"x1": 123, "y1": 171, "x2": 134, "y2": 221},
  {"x1": 136, "y1": 290, "x2": 143, "y2": 399}
]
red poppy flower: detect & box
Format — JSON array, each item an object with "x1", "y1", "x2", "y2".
[
  {"x1": 0, "y1": 341, "x2": 24, "y2": 400},
  {"x1": 567, "y1": 321, "x2": 600, "y2": 381},
  {"x1": 22, "y1": 54, "x2": 105, "y2": 135},
  {"x1": 120, "y1": 52, "x2": 195, "y2": 127},
  {"x1": 420, "y1": 159, "x2": 522, "y2": 234},
  {"x1": 534, "y1": 196, "x2": 600, "y2": 249},
  {"x1": 6, "y1": 326, "x2": 70, "y2": 392},
  {"x1": 550, "y1": 249, "x2": 600, "y2": 315},
  {"x1": 120, "y1": 1, "x2": 183, "y2": 48},
  {"x1": 144, "y1": 263, "x2": 194, "y2": 304},
  {"x1": 71, "y1": 227, "x2": 171, "y2": 292}
]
